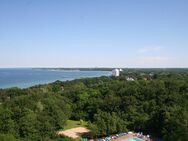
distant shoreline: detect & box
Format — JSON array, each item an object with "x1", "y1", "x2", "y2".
[
  {"x1": 34, "y1": 68, "x2": 114, "y2": 71},
  {"x1": 33, "y1": 68, "x2": 188, "y2": 73}
]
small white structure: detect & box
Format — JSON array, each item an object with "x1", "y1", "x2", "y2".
[
  {"x1": 119, "y1": 68, "x2": 123, "y2": 72},
  {"x1": 126, "y1": 77, "x2": 135, "y2": 81},
  {"x1": 112, "y1": 69, "x2": 120, "y2": 77}
]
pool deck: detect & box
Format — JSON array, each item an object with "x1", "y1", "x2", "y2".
[{"x1": 112, "y1": 133, "x2": 145, "y2": 141}]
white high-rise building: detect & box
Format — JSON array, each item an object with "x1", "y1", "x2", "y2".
[{"x1": 112, "y1": 69, "x2": 120, "y2": 77}]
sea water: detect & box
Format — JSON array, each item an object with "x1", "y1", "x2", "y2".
[{"x1": 0, "y1": 68, "x2": 111, "y2": 89}]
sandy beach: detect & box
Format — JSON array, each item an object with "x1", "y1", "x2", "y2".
[{"x1": 57, "y1": 127, "x2": 89, "y2": 139}]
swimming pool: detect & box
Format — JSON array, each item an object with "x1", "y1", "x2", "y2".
[{"x1": 126, "y1": 138, "x2": 141, "y2": 141}]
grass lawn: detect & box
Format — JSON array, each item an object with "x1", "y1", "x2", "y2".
[
  {"x1": 74, "y1": 137, "x2": 81, "y2": 141},
  {"x1": 63, "y1": 120, "x2": 88, "y2": 130}
]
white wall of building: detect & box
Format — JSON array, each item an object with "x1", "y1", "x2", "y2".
[{"x1": 112, "y1": 69, "x2": 120, "y2": 77}]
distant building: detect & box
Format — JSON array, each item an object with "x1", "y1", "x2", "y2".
[
  {"x1": 143, "y1": 77, "x2": 148, "y2": 81},
  {"x1": 143, "y1": 76, "x2": 152, "y2": 81},
  {"x1": 126, "y1": 77, "x2": 135, "y2": 81},
  {"x1": 119, "y1": 68, "x2": 123, "y2": 72},
  {"x1": 112, "y1": 69, "x2": 120, "y2": 77},
  {"x1": 61, "y1": 84, "x2": 64, "y2": 90}
]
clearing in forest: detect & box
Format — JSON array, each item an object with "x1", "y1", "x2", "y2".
[
  {"x1": 58, "y1": 127, "x2": 89, "y2": 139},
  {"x1": 57, "y1": 120, "x2": 89, "y2": 139}
]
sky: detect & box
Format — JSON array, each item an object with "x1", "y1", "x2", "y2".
[{"x1": 0, "y1": 0, "x2": 188, "y2": 68}]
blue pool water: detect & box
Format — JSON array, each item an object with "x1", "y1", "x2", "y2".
[
  {"x1": 0, "y1": 68, "x2": 111, "y2": 88},
  {"x1": 127, "y1": 138, "x2": 141, "y2": 141}
]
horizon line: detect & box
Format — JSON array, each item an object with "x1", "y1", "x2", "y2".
[{"x1": 0, "y1": 67, "x2": 188, "y2": 69}]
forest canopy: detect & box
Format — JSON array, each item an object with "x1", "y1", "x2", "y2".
[{"x1": 0, "y1": 70, "x2": 188, "y2": 141}]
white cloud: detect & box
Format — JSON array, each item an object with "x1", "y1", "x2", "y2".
[
  {"x1": 142, "y1": 56, "x2": 170, "y2": 62},
  {"x1": 138, "y1": 46, "x2": 162, "y2": 53},
  {"x1": 136, "y1": 56, "x2": 172, "y2": 68}
]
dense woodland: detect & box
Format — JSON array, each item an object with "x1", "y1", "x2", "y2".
[{"x1": 0, "y1": 69, "x2": 188, "y2": 141}]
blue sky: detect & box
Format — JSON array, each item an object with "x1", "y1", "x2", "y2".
[{"x1": 0, "y1": 0, "x2": 188, "y2": 68}]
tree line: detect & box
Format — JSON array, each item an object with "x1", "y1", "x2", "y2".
[{"x1": 0, "y1": 70, "x2": 187, "y2": 141}]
